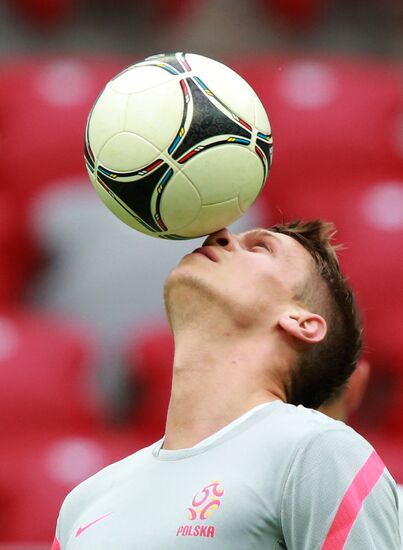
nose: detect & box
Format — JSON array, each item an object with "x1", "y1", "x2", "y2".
[{"x1": 204, "y1": 228, "x2": 236, "y2": 250}]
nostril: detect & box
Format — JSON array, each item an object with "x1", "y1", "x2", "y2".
[{"x1": 216, "y1": 237, "x2": 229, "y2": 246}]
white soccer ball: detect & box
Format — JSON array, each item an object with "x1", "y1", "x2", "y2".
[{"x1": 84, "y1": 52, "x2": 273, "y2": 239}]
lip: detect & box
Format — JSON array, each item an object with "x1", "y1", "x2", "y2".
[{"x1": 191, "y1": 246, "x2": 219, "y2": 262}]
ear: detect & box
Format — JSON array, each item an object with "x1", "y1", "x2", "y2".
[{"x1": 278, "y1": 311, "x2": 327, "y2": 345}]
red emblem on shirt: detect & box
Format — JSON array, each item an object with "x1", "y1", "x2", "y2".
[
  {"x1": 176, "y1": 481, "x2": 224, "y2": 538},
  {"x1": 188, "y1": 481, "x2": 224, "y2": 520}
]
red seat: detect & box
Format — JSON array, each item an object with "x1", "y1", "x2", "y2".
[
  {"x1": 0, "y1": 307, "x2": 150, "y2": 542},
  {"x1": 153, "y1": 0, "x2": 198, "y2": 23},
  {"x1": 0, "y1": 308, "x2": 103, "y2": 436},
  {"x1": 0, "y1": 191, "x2": 38, "y2": 306},
  {"x1": 0, "y1": 57, "x2": 130, "y2": 206},
  {"x1": 363, "y1": 310, "x2": 403, "y2": 434},
  {"x1": 231, "y1": 55, "x2": 403, "y2": 223},
  {"x1": 9, "y1": 0, "x2": 196, "y2": 29},
  {"x1": 9, "y1": 0, "x2": 73, "y2": 27},
  {"x1": 256, "y1": 0, "x2": 324, "y2": 26},
  {"x1": 0, "y1": 56, "x2": 133, "y2": 303}
]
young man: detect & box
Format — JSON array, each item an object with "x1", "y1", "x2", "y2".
[{"x1": 52, "y1": 220, "x2": 400, "y2": 549}]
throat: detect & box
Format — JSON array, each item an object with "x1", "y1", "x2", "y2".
[
  {"x1": 163, "y1": 374, "x2": 281, "y2": 450},
  {"x1": 162, "y1": 330, "x2": 286, "y2": 450}
]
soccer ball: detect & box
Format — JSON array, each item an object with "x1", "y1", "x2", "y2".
[{"x1": 84, "y1": 52, "x2": 273, "y2": 239}]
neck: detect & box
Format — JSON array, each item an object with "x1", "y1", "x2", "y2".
[{"x1": 163, "y1": 325, "x2": 287, "y2": 450}]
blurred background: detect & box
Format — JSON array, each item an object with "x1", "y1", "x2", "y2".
[{"x1": 0, "y1": 0, "x2": 402, "y2": 546}]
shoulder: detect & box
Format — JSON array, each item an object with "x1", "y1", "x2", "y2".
[
  {"x1": 263, "y1": 402, "x2": 381, "y2": 485},
  {"x1": 277, "y1": 407, "x2": 400, "y2": 548},
  {"x1": 267, "y1": 401, "x2": 372, "y2": 454},
  {"x1": 299, "y1": 404, "x2": 377, "y2": 461},
  {"x1": 240, "y1": 402, "x2": 375, "y2": 482},
  {"x1": 275, "y1": 403, "x2": 394, "y2": 497},
  {"x1": 293, "y1": 403, "x2": 373, "y2": 456},
  {"x1": 57, "y1": 443, "x2": 155, "y2": 541}
]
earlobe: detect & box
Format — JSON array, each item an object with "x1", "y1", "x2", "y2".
[{"x1": 279, "y1": 312, "x2": 327, "y2": 345}]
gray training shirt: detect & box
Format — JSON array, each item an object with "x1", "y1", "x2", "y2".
[{"x1": 53, "y1": 401, "x2": 400, "y2": 549}]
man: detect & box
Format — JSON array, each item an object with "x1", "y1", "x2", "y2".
[{"x1": 52, "y1": 220, "x2": 400, "y2": 549}]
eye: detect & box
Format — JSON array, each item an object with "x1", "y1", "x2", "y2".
[{"x1": 252, "y1": 242, "x2": 272, "y2": 253}]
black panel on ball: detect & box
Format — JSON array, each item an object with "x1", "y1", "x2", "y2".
[
  {"x1": 97, "y1": 163, "x2": 170, "y2": 232},
  {"x1": 172, "y1": 78, "x2": 250, "y2": 161}
]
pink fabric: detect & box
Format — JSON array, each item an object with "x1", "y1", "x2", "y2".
[
  {"x1": 51, "y1": 537, "x2": 60, "y2": 550},
  {"x1": 321, "y1": 451, "x2": 385, "y2": 550}
]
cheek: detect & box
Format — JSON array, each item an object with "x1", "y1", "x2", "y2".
[{"x1": 251, "y1": 269, "x2": 294, "y2": 304}]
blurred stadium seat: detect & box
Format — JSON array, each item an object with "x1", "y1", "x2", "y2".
[
  {"x1": 364, "y1": 309, "x2": 403, "y2": 434},
  {"x1": 256, "y1": 0, "x2": 323, "y2": 26},
  {"x1": 10, "y1": 0, "x2": 72, "y2": 27},
  {"x1": 0, "y1": 57, "x2": 132, "y2": 306},
  {"x1": 0, "y1": 307, "x2": 151, "y2": 543},
  {"x1": 154, "y1": 0, "x2": 197, "y2": 23},
  {"x1": 0, "y1": 57, "x2": 131, "y2": 204},
  {"x1": 0, "y1": 190, "x2": 37, "y2": 306},
  {"x1": 234, "y1": 55, "x2": 403, "y2": 189},
  {"x1": 9, "y1": 0, "x2": 196, "y2": 29},
  {"x1": 0, "y1": 307, "x2": 102, "y2": 435}
]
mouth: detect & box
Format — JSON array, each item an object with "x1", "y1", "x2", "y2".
[{"x1": 191, "y1": 246, "x2": 219, "y2": 262}]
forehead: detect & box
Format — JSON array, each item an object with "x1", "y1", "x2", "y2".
[{"x1": 242, "y1": 228, "x2": 318, "y2": 288}]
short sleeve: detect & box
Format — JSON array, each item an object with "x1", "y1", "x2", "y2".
[{"x1": 280, "y1": 428, "x2": 400, "y2": 550}]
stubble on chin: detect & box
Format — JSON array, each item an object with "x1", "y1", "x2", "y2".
[
  {"x1": 163, "y1": 266, "x2": 222, "y2": 330},
  {"x1": 163, "y1": 264, "x2": 255, "y2": 333}
]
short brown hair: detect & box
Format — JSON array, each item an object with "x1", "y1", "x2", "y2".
[{"x1": 271, "y1": 219, "x2": 362, "y2": 409}]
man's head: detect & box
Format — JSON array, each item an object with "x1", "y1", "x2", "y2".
[
  {"x1": 164, "y1": 219, "x2": 362, "y2": 409},
  {"x1": 270, "y1": 220, "x2": 363, "y2": 409}
]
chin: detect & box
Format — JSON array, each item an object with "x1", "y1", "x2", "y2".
[
  {"x1": 164, "y1": 266, "x2": 197, "y2": 311},
  {"x1": 164, "y1": 266, "x2": 224, "y2": 324},
  {"x1": 164, "y1": 266, "x2": 204, "y2": 304}
]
